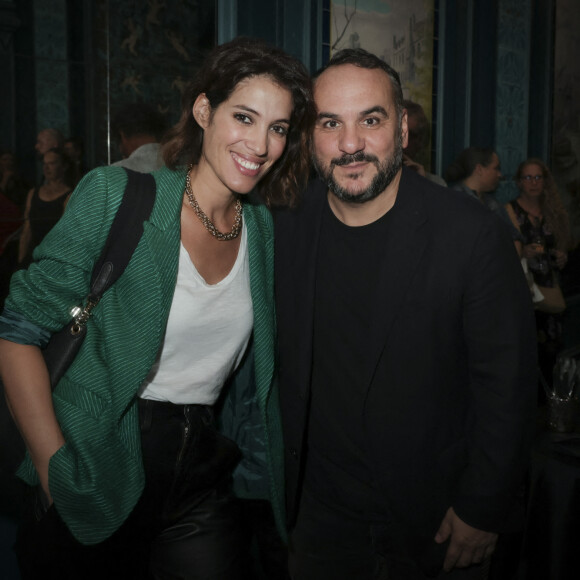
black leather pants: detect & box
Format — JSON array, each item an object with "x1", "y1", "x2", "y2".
[{"x1": 15, "y1": 398, "x2": 246, "y2": 580}]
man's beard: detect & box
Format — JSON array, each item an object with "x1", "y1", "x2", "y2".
[{"x1": 313, "y1": 131, "x2": 404, "y2": 204}]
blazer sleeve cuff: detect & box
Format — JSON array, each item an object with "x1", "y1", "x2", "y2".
[
  {"x1": 0, "y1": 308, "x2": 51, "y2": 347},
  {"x1": 452, "y1": 492, "x2": 514, "y2": 532}
]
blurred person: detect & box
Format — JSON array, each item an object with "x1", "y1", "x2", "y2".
[
  {"x1": 0, "y1": 189, "x2": 21, "y2": 257},
  {"x1": 445, "y1": 147, "x2": 520, "y2": 242},
  {"x1": 111, "y1": 102, "x2": 168, "y2": 173},
  {"x1": 33, "y1": 129, "x2": 65, "y2": 185},
  {"x1": 506, "y1": 158, "x2": 570, "y2": 392},
  {"x1": 444, "y1": 146, "x2": 502, "y2": 200},
  {"x1": 506, "y1": 158, "x2": 569, "y2": 265},
  {"x1": 0, "y1": 37, "x2": 314, "y2": 579},
  {"x1": 35, "y1": 128, "x2": 64, "y2": 157},
  {"x1": 402, "y1": 99, "x2": 446, "y2": 186},
  {"x1": 0, "y1": 149, "x2": 30, "y2": 210},
  {"x1": 63, "y1": 137, "x2": 86, "y2": 180},
  {"x1": 0, "y1": 183, "x2": 23, "y2": 307},
  {"x1": 18, "y1": 148, "x2": 76, "y2": 267}
]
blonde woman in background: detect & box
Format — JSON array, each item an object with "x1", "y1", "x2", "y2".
[{"x1": 506, "y1": 158, "x2": 570, "y2": 395}]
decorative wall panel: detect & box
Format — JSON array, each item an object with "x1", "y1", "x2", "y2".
[
  {"x1": 494, "y1": 0, "x2": 531, "y2": 203},
  {"x1": 34, "y1": 0, "x2": 69, "y2": 137}
]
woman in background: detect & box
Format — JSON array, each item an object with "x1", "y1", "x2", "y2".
[
  {"x1": 506, "y1": 158, "x2": 570, "y2": 391},
  {"x1": 0, "y1": 149, "x2": 30, "y2": 210},
  {"x1": 18, "y1": 148, "x2": 76, "y2": 267},
  {"x1": 0, "y1": 151, "x2": 24, "y2": 307},
  {"x1": 0, "y1": 37, "x2": 314, "y2": 579}
]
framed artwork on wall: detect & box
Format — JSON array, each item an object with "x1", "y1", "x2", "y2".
[{"x1": 329, "y1": 0, "x2": 437, "y2": 169}]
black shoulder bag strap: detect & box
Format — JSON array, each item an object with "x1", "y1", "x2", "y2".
[{"x1": 44, "y1": 168, "x2": 157, "y2": 389}]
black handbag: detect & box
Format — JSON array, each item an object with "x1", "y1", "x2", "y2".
[
  {"x1": 42, "y1": 168, "x2": 156, "y2": 388},
  {"x1": 0, "y1": 168, "x2": 156, "y2": 515}
]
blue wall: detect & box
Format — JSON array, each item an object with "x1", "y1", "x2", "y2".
[
  {"x1": 438, "y1": 0, "x2": 553, "y2": 196},
  {"x1": 221, "y1": 0, "x2": 321, "y2": 71}
]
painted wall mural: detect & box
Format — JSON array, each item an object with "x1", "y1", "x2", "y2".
[{"x1": 94, "y1": 0, "x2": 216, "y2": 164}]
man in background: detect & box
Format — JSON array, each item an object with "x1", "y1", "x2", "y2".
[
  {"x1": 111, "y1": 103, "x2": 167, "y2": 173},
  {"x1": 402, "y1": 99, "x2": 446, "y2": 186}
]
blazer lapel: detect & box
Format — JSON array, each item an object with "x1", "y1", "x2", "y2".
[
  {"x1": 245, "y1": 204, "x2": 276, "y2": 410},
  {"x1": 361, "y1": 170, "x2": 429, "y2": 390},
  {"x1": 277, "y1": 181, "x2": 327, "y2": 402},
  {"x1": 139, "y1": 167, "x2": 184, "y2": 334}
]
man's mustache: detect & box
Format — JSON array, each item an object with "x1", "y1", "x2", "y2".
[{"x1": 331, "y1": 152, "x2": 379, "y2": 167}]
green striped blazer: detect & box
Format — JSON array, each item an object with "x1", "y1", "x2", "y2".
[{"x1": 3, "y1": 166, "x2": 284, "y2": 545}]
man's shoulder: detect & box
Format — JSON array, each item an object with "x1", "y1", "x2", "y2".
[
  {"x1": 401, "y1": 168, "x2": 488, "y2": 216},
  {"x1": 273, "y1": 179, "x2": 326, "y2": 222},
  {"x1": 111, "y1": 143, "x2": 163, "y2": 173},
  {"x1": 400, "y1": 168, "x2": 505, "y2": 250},
  {"x1": 297, "y1": 178, "x2": 327, "y2": 208}
]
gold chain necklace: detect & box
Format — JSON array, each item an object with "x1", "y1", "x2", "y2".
[{"x1": 184, "y1": 167, "x2": 242, "y2": 241}]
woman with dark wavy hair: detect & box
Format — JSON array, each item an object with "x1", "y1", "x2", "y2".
[
  {"x1": 0, "y1": 37, "x2": 315, "y2": 579},
  {"x1": 163, "y1": 37, "x2": 314, "y2": 208}
]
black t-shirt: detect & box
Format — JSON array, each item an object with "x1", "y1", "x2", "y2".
[
  {"x1": 29, "y1": 187, "x2": 70, "y2": 248},
  {"x1": 304, "y1": 199, "x2": 394, "y2": 520}
]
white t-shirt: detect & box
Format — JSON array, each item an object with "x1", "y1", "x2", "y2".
[{"x1": 139, "y1": 222, "x2": 253, "y2": 404}]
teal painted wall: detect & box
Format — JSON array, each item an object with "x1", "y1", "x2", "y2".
[
  {"x1": 222, "y1": 0, "x2": 321, "y2": 72},
  {"x1": 34, "y1": 0, "x2": 69, "y2": 138},
  {"x1": 494, "y1": 0, "x2": 532, "y2": 203}
]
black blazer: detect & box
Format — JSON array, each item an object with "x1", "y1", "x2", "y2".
[{"x1": 275, "y1": 168, "x2": 537, "y2": 569}]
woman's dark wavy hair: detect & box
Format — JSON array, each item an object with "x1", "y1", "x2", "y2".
[
  {"x1": 444, "y1": 147, "x2": 495, "y2": 184},
  {"x1": 162, "y1": 37, "x2": 316, "y2": 207}
]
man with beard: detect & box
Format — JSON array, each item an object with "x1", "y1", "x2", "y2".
[{"x1": 274, "y1": 49, "x2": 537, "y2": 579}]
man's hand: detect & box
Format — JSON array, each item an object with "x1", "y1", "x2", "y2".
[{"x1": 434, "y1": 507, "x2": 498, "y2": 572}]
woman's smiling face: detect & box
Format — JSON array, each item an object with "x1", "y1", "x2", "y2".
[{"x1": 194, "y1": 75, "x2": 293, "y2": 195}]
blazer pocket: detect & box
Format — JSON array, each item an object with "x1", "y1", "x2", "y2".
[{"x1": 53, "y1": 379, "x2": 110, "y2": 421}]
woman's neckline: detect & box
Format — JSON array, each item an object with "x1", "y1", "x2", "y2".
[{"x1": 516, "y1": 197, "x2": 542, "y2": 219}]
